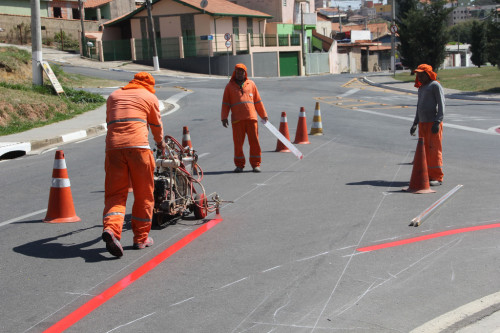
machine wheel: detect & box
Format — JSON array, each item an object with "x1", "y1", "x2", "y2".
[
  {"x1": 193, "y1": 193, "x2": 207, "y2": 219},
  {"x1": 152, "y1": 212, "x2": 163, "y2": 226}
]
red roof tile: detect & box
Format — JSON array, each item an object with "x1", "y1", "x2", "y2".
[{"x1": 174, "y1": 0, "x2": 272, "y2": 18}]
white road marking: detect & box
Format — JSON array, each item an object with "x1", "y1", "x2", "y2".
[
  {"x1": 262, "y1": 265, "x2": 281, "y2": 273},
  {"x1": 105, "y1": 312, "x2": 156, "y2": 333},
  {"x1": 339, "y1": 88, "x2": 360, "y2": 97},
  {"x1": 0, "y1": 209, "x2": 47, "y2": 228},
  {"x1": 218, "y1": 277, "x2": 248, "y2": 290},
  {"x1": 161, "y1": 91, "x2": 193, "y2": 117},
  {"x1": 170, "y1": 297, "x2": 195, "y2": 307},
  {"x1": 296, "y1": 251, "x2": 329, "y2": 262},
  {"x1": 354, "y1": 108, "x2": 499, "y2": 135}
]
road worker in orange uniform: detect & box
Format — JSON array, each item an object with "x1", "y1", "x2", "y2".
[
  {"x1": 410, "y1": 64, "x2": 445, "y2": 186},
  {"x1": 102, "y1": 72, "x2": 166, "y2": 257},
  {"x1": 221, "y1": 64, "x2": 268, "y2": 173}
]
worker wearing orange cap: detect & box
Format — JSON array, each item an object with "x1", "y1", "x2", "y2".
[
  {"x1": 410, "y1": 64, "x2": 445, "y2": 186},
  {"x1": 221, "y1": 64, "x2": 268, "y2": 173},
  {"x1": 102, "y1": 72, "x2": 166, "y2": 257}
]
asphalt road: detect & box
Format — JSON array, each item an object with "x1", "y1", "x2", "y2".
[{"x1": 1, "y1": 72, "x2": 500, "y2": 333}]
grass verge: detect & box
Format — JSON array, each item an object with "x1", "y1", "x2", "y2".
[
  {"x1": 394, "y1": 66, "x2": 500, "y2": 93},
  {"x1": 0, "y1": 46, "x2": 124, "y2": 136}
]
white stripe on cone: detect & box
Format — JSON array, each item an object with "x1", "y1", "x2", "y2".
[
  {"x1": 53, "y1": 159, "x2": 67, "y2": 169},
  {"x1": 51, "y1": 178, "x2": 71, "y2": 188}
]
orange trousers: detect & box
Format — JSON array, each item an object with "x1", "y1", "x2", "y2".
[
  {"x1": 418, "y1": 122, "x2": 443, "y2": 182},
  {"x1": 103, "y1": 148, "x2": 155, "y2": 244},
  {"x1": 232, "y1": 119, "x2": 261, "y2": 168}
]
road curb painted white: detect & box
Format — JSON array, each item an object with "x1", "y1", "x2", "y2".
[
  {"x1": 410, "y1": 291, "x2": 500, "y2": 333},
  {"x1": 0, "y1": 142, "x2": 31, "y2": 157},
  {"x1": 1, "y1": 101, "x2": 170, "y2": 157}
]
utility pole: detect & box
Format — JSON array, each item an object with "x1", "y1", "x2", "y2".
[
  {"x1": 390, "y1": 0, "x2": 395, "y2": 77},
  {"x1": 338, "y1": 6, "x2": 342, "y2": 33},
  {"x1": 78, "y1": 0, "x2": 85, "y2": 56},
  {"x1": 145, "y1": 0, "x2": 160, "y2": 71},
  {"x1": 31, "y1": 0, "x2": 43, "y2": 85},
  {"x1": 301, "y1": 2, "x2": 307, "y2": 73}
]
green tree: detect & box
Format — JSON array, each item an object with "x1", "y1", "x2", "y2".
[
  {"x1": 485, "y1": 18, "x2": 500, "y2": 68},
  {"x1": 397, "y1": 0, "x2": 452, "y2": 71},
  {"x1": 470, "y1": 20, "x2": 488, "y2": 67},
  {"x1": 448, "y1": 20, "x2": 476, "y2": 45},
  {"x1": 395, "y1": 0, "x2": 420, "y2": 70}
]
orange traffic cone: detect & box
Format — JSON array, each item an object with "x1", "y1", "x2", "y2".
[
  {"x1": 310, "y1": 102, "x2": 323, "y2": 136},
  {"x1": 403, "y1": 138, "x2": 435, "y2": 194},
  {"x1": 182, "y1": 126, "x2": 192, "y2": 150},
  {"x1": 43, "y1": 150, "x2": 81, "y2": 223},
  {"x1": 275, "y1": 111, "x2": 291, "y2": 152},
  {"x1": 293, "y1": 107, "x2": 310, "y2": 144}
]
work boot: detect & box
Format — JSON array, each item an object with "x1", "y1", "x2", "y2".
[
  {"x1": 234, "y1": 167, "x2": 243, "y2": 173},
  {"x1": 102, "y1": 229, "x2": 123, "y2": 258},
  {"x1": 252, "y1": 167, "x2": 261, "y2": 173},
  {"x1": 133, "y1": 236, "x2": 154, "y2": 249},
  {"x1": 429, "y1": 180, "x2": 442, "y2": 186}
]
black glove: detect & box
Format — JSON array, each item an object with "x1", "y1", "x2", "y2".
[
  {"x1": 222, "y1": 119, "x2": 229, "y2": 128},
  {"x1": 431, "y1": 122, "x2": 440, "y2": 134},
  {"x1": 410, "y1": 124, "x2": 417, "y2": 136}
]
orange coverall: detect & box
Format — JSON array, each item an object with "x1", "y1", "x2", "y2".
[
  {"x1": 103, "y1": 72, "x2": 163, "y2": 244},
  {"x1": 221, "y1": 64, "x2": 268, "y2": 168},
  {"x1": 413, "y1": 64, "x2": 445, "y2": 182}
]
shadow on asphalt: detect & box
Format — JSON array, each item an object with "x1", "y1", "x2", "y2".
[
  {"x1": 346, "y1": 180, "x2": 409, "y2": 187},
  {"x1": 12, "y1": 225, "x2": 111, "y2": 262}
]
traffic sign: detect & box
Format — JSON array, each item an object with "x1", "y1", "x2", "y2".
[
  {"x1": 200, "y1": 35, "x2": 213, "y2": 40},
  {"x1": 390, "y1": 25, "x2": 398, "y2": 34},
  {"x1": 200, "y1": 0, "x2": 208, "y2": 8},
  {"x1": 225, "y1": 40, "x2": 231, "y2": 48},
  {"x1": 41, "y1": 61, "x2": 64, "y2": 95},
  {"x1": 224, "y1": 33, "x2": 231, "y2": 41}
]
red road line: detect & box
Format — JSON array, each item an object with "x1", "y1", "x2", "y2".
[
  {"x1": 44, "y1": 218, "x2": 223, "y2": 333},
  {"x1": 357, "y1": 222, "x2": 500, "y2": 252}
]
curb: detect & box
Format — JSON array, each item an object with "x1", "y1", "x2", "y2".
[
  {"x1": 29, "y1": 123, "x2": 108, "y2": 151},
  {"x1": 362, "y1": 76, "x2": 500, "y2": 102},
  {"x1": 0, "y1": 101, "x2": 172, "y2": 159},
  {"x1": 410, "y1": 291, "x2": 500, "y2": 333}
]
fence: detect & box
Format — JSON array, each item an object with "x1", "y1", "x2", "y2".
[{"x1": 130, "y1": 33, "x2": 302, "y2": 60}]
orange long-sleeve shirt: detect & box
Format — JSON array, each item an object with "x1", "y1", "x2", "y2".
[
  {"x1": 221, "y1": 79, "x2": 267, "y2": 123},
  {"x1": 105, "y1": 88, "x2": 163, "y2": 150}
]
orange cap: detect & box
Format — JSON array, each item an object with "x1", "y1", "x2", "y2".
[
  {"x1": 414, "y1": 64, "x2": 437, "y2": 88},
  {"x1": 122, "y1": 72, "x2": 156, "y2": 93}
]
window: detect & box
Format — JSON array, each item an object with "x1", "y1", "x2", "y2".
[
  {"x1": 232, "y1": 17, "x2": 239, "y2": 40},
  {"x1": 72, "y1": 8, "x2": 80, "y2": 19},
  {"x1": 53, "y1": 7, "x2": 61, "y2": 18},
  {"x1": 247, "y1": 17, "x2": 253, "y2": 36}
]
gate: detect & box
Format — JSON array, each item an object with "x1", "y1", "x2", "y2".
[
  {"x1": 279, "y1": 52, "x2": 299, "y2": 77},
  {"x1": 306, "y1": 53, "x2": 329, "y2": 75},
  {"x1": 103, "y1": 39, "x2": 131, "y2": 61}
]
